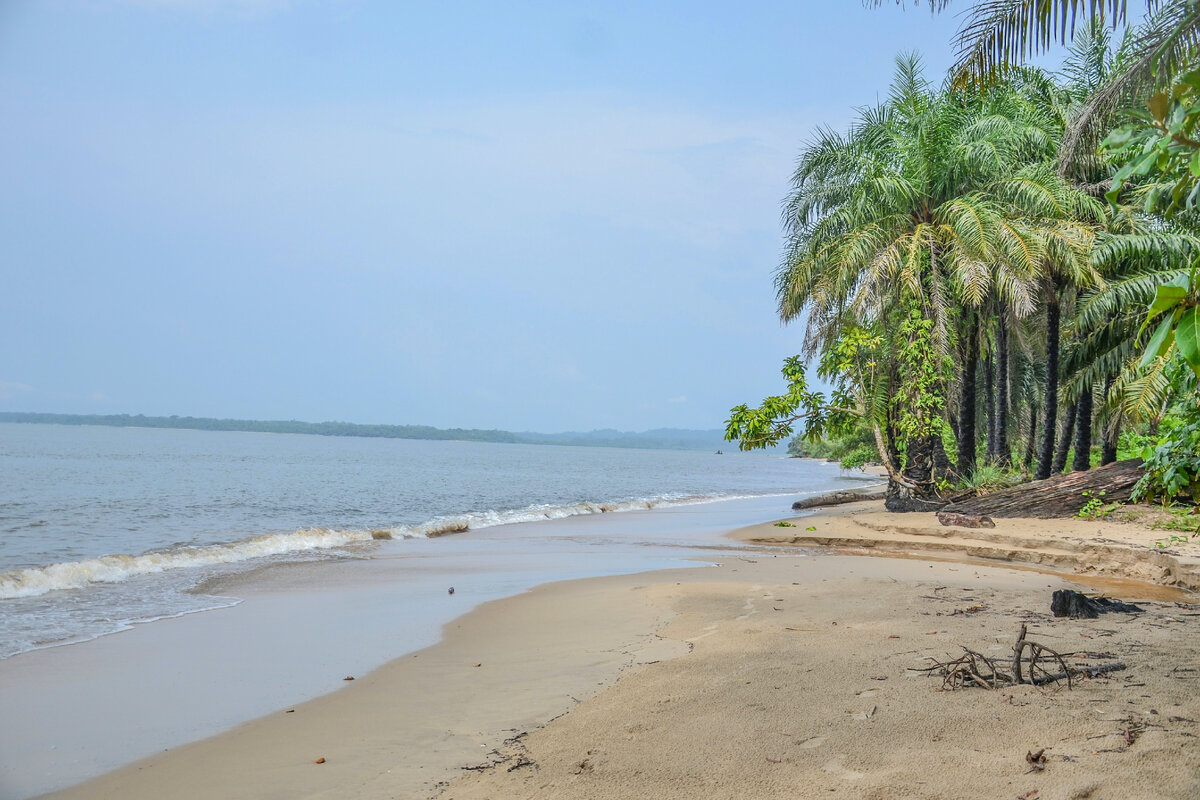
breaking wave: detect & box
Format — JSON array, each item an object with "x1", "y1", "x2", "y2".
[{"x1": 0, "y1": 492, "x2": 756, "y2": 599}]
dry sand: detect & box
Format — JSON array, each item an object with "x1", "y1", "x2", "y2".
[
  {"x1": 737, "y1": 499, "x2": 1200, "y2": 593},
  {"x1": 46, "y1": 501, "x2": 1200, "y2": 800}
]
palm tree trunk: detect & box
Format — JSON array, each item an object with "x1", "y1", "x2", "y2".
[
  {"x1": 1053, "y1": 399, "x2": 1078, "y2": 474},
  {"x1": 1024, "y1": 402, "x2": 1038, "y2": 468},
  {"x1": 1101, "y1": 432, "x2": 1119, "y2": 465},
  {"x1": 1072, "y1": 384, "x2": 1094, "y2": 472},
  {"x1": 1036, "y1": 277, "x2": 1061, "y2": 480},
  {"x1": 932, "y1": 435, "x2": 954, "y2": 482},
  {"x1": 983, "y1": 353, "x2": 996, "y2": 461},
  {"x1": 995, "y1": 313, "x2": 1010, "y2": 466},
  {"x1": 956, "y1": 310, "x2": 979, "y2": 480},
  {"x1": 1101, "y1": 376, "x2": 1119, "y2": 466}
]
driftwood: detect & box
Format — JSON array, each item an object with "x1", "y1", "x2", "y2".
[
  {"x1": 792, "y1": 488, "x2": 886, "y2": 510},
  {"x1": 914, "y1": 623, "x2": 1126, "y2": 690},
  {"x1": 1011, "y1": 623, "x2": 1071, "y2": 688},
  {"x1": 1051, "y1": 589, "x2": 1143, "y2": 619},
  {"x1": 940, "y1": 459, "x2": 1144, "y2": 519}
]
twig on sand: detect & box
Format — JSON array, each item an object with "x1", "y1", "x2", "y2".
[{"x1": 912, "y1": 624, "x2": 1126, "y2": 690}]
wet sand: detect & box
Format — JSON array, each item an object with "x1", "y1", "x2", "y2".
[
  {"x1": 1, "y1": 493, "x2": 807, "y2": 798},
  {"x1": 36, "y1": 499, "x2": 1200, "y2": 799}
]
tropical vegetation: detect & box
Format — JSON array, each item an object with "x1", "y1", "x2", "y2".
[{"x1": 727, "y1": 0, "x2": 1200, "y2": 514}]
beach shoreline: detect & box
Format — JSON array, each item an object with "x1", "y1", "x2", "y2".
[
  {"x1": 2, "y1": 492, "x2": 813, "y2": 799},
  {"x1": 34, "y1": 498, "x2": 1200, "y2": 799}
]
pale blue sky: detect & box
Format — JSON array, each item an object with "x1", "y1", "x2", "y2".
[{"x1": 1, "y1": 1, "x2": 973, "y2": 432}]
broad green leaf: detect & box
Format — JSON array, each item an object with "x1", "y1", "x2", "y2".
[
  {"x1": 1103, "y1": 127, "x2": 1135, "y2": 148},
  {"x1": 1165, "y1": 272, "x2": 1193, "y2": 291},
  {"x1": 1180, "y1": 69, "x2": 1200, "y2": 91},
  {"x1": 1176, "y1": 307, "x2": 1200, "y2": 378},
  {"x1": 1190, "y1": 149, "x2": 1200, "y2": 177},
  {"x1": 1132, "y1": 151, "x2": 1160, "y2": 176},
  {"x1": 1140, "y1": 314, "x2": 1177, "y2": 368},
  {"x1": 1186, "y1": 179, "x2": 1200, "y2": 211},
  {"x1": 1149, "y1": 283, "x2": 1189, "y2": 315},
  {"x1": 1149, "y1": 93, "x2": 1170, "y2": 122},
  {"x1": 1170, "y1": 103, "x2": 1189, "y2": 133},
  {"x1": 1112, "y1": 161, "x2": 1135, "y2": 182},
  {"x1": 1147, "y1": 186, "x2": 1163, "y2": 213},
  {"x1": 1105, "y1": 180, "x2": 1123, "y2": 205}
]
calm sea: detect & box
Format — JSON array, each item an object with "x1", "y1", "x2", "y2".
[{"x1": 0, "y1": 423, "x2": 850, "y2": 659}]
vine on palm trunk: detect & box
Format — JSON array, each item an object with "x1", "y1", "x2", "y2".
[{"x1": 892, "y1": 306, "x2": 954, "y2": 475}]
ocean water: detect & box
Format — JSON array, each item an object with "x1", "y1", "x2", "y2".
[{"x1": 0, "y1": 422, "x2": 853, "y2": 660}]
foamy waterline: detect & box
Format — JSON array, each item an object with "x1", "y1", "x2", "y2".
[{"x1": 0, "y1": 491, "x2": 779, "y2": 600}]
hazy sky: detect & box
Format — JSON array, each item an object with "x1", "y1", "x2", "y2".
[{"x1": 1, "y1": 1, "x2": 973, "y2": 432}]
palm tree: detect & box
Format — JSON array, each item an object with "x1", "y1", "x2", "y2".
[
  {"x1": 869, "y1": 1, "x2": 1200, "y2": 176},
  {"x1": 777, "y1": 56, "x2": 1063, "y2": 492},
  {"x1": 989, "y1": 161, "x2": 1111, "y2": 478},
  {"x1": 866, "y1": 1, "x2": 1198, "y2": 83},
  {"x1": 1064, "y1": 227, "x2": 1200, "y2": 448}
]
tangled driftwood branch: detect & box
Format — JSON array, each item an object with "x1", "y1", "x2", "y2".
[
  {"x1": 1011, "y1": 624, "x2": 1072, "y2": 688},
  {"x1": 914, "y1": 624, "x2": 1126, "y2": 690}
]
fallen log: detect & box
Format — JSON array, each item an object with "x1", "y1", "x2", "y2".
[
  {"x1": 940, "y1": 459, "x2": 1144, "y2": 519},
  {"x1": 792, "y1": 488, "x2": 886, "y2": 510}
]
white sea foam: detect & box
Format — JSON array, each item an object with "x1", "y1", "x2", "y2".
[
  {"x1": 0, "y1": 528, "x2": 385, "y2": 599},
  {"x1": 0, "y1": 492, "x2": 760, "y2": 599}
]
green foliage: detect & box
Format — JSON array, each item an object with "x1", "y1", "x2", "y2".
[
  {"x1": 1138, "y1": 272, "x2": 1200, "y2": 379},
  {"x1": 787, "y1": 416, "x2": 879, "y2": 470},
  {"x1": 1133, "y1": 413, "x2": 1200, "y2": 503},
  {"x1": 778, "y1": 57, "x2": 1085, "y2": 343},
  {"x1": 1097, "y1": 79, "x2": 1200, "y2": 509},
  {"x1": 1131, "y1": 369, "x2": 1200, "y2": 503},
  {"x1": 786, "y1": 437, "x2": 814, "y2": 457},
  {"x1": 1152, "y1": 505, "x2": 1200, "y2": 539},
  {"x1": 837, "y1": 444, "x2": 879, "y2": 471},
  {"x1": 1118, "y1": 427, "x2": 1159, "y2": 459},
  {"x1": 737, "y1": 33, "x2": 1200, "y2": 506},
  {"x1": 1104, "y1": 69, "x2": 1200, "y2": 214},
  {"x1": 725, "y1": 356, "x2": 852, "y2": 452},
  {"x1": 960, "y1": 463, "x2": 1024, "y2": 494},
  {"x1": 892, "y1": 306, "x2": 953, "y2": 449},
  {"x1": 1076, "y1": 489, "x2": 1122, "y2": 518},
  {"x1": 1102, "y1": 75, "x2": 1200, "y2": 382},
  {"x1": 774, "y1": 521, "x2": 796, "y2": 528},
  {"x1": 1149, "y1": 504, "x2": 1200, "y2": 548}
]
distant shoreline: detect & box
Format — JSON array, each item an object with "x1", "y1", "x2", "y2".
[{"x1": 0, "y1": 412, "x2": 730, "y2": 452}]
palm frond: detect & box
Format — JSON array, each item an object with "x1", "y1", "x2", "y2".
[
  {"x1": 1061, "y1": 1, "x2": 1200, "y2": 175},
  {"x1": 1114, "y1": 353, "x2": 1173, "y2": 420}
]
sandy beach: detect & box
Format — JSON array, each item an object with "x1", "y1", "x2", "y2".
[{"x1": 41, "y1": 499, "x2": 1200, "y2": 799}]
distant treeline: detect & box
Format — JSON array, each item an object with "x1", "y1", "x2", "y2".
[{"x1": 0, "y1": 412, "x2": 729, "y2": 451}]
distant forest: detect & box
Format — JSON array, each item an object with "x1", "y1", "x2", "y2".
[{"x1": 0, "y1": 412, "x2": 729, "y2": 452}]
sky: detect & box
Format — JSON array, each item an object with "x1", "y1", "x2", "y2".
[{"x1": 1, "y1": 1, "x2": 981, "y2": 432}]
